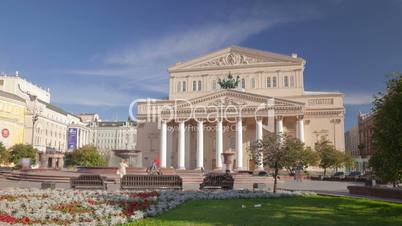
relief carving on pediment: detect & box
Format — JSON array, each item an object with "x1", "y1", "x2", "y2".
[
  {"x1": 196, "y1": 52, "x2": 268, "y2": 68},
  {"x1": 208, "y1": 97, "x2": 247, "y2": 107}
]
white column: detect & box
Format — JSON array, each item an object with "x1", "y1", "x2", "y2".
[
  {"x1": 178, "y1": 121, "x2": 185, "y2": 169},
  {"x1": 185, "y1": 126, "x2": 191, "y2": 169},
  {"x1": 236, "y1": 118, "x2": 243, "y2": 170},
  {"x1": 215, "y1": 120, "x2": 223, "y2": 169},
  {"x1": 296, "y1": 116, "x2": 305, "y2": 143},
  {"x1": 84, "y1": 131, "x2": 87, "y2": 146},
  {"x1": 276, "y1": 116, "x2": 284, "y2": 142},
  {"x1": 196, "y1": 121, "x2": 204, "y2": 169},
  {"x1": 256, "y1": 119, "x2": 264, "y2": 170},
  {"x1": 160, "y1": 121, "x2": 167, "y2": 168},
  {"x1": 167, "y1": 127, "x2": 173, "y2": 167},
  {"x1": 79, "y1": 129, "x2": 82, "y2": 148},
  {"x1": 276, "y1": 117, "x2": 284, "y2": 135},
  {"x1": 81, "y1": 129, "x2": 84, "y2": 147}
]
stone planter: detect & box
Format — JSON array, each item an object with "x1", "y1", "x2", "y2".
[{"x1": 221, "y1": 152, "x2": 235, "y2": 172}]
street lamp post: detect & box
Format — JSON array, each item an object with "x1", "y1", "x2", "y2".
[
  {"x1": 32, "y1": 111, "x2": 39, "y2": 146},
  {"x1": 18, "y1": 84, "x2": 42, "y2": 149}
]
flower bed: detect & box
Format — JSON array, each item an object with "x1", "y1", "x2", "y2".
[
  {"x1": 0, "y1": 188, "x2": 313, "y2": 225},
  {"x1": 0, "y1": 189, "x2": 157, "y2": 225}
]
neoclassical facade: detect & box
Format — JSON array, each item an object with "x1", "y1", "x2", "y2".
[{"x1": 136, "y1": 46, "x2": 345, "y2": 170}]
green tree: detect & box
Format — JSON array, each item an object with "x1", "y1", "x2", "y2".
[
  {"x1": 283, "y1": 138, "x2": 319, "y2": 173},
  {"x1": 250, "y1": 133, "x2": 317, "y2": 193},
  {"x1": 369, "y1": 72, "x2": 402, "y2": 186},
  {"x1": 0, "y1": 142, "x2": 10, "y2": 165},
  {"x1": 218, "y1": 73, "x2": 240, "y2": 89},
  {"x1": 315, "y1": 139, "x2": 349, "y2": 176},
  {"x1": 65, "y1": 145, "x2": 107, "y2": 167},
  {"x1": 9, "y1": 144, "x2": 37, "y2": 166}
]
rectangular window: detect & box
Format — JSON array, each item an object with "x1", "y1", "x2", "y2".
[
  {"x1": 212, "y1": 80, "x2": 217, "y2": 90},
  {"x1": 266, "y1": 77, "x2": 271, "y2": 88},
  {"x1": 272, "y1": 77, "x2": 277, "y2": 87},
  {"x1": 182, "y1": 81, "x2": 186, "y2": 92},
  {"x1": 193, "y1": 81, "x2": 197, "y2": 91},
  {"x1": 290, "y1": 76, "x2": 295, "y2": 87},
  {"x1": 284, "y1": 76, "x2": 289, "y2": 87},
  {"x1": 241, "y1": 78, "x2": 245, "y2": 89}
]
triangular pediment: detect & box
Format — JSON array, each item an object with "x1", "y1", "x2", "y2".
[
  {"x1": 175, "y1": 89, "x2": 305, "y2": 110},
  {"x1": 169, "y1": 46, "x2": 304, "y2": 72}
]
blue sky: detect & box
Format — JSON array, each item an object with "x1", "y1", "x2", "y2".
[{"x1": 1, "y1": 0, "x2": 401, "y2": 130}]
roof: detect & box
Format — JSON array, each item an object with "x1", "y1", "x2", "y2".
[
  {"x1": 303, "y1": 91, "x2": 344, "y2": 96},
  {"x1": 169, "y1": 45, "x2": 305, "y2": 72},
  {"x1": 38, "y1": 99, "x2": 69, "y2": 116},
  {"x1": 96, "y1": 121, "x2": 136, "y2": 127},
  {"x1": 36, "y1": 100, "x2": 81, "y2": 119},
  {"x1": 0, "y1": 90, "x2": 26, "y2": 102},
  {"x1": 78, "y1": 113, "x2": 98, "y2": 116}
]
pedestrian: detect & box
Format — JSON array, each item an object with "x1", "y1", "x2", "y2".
[{"x1": 149, "y1": 160, "x2": 158, "y2": 175}]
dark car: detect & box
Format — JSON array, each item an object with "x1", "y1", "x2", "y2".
[
  {"x1": 346, "y1": 171, "x2": 361, "y2": 180},
  {"x1": 257, "y1": 171, "x2": 268, "y2": 177},
  {"x1": 331, "y1": 171, "x2": 345, "y2": 179}
]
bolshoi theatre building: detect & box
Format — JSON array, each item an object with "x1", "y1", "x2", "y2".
[{"x1": 136, "y1": 46, "x2": 345, "y2": 171}]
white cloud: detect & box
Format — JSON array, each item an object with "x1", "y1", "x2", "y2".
[
  {"x1": 51, "y1": 82, "x2": 135, "y2": 107},
  {"x1": 64, "y1": 2, "x2": 322, "y2": 106},
  {"x1": 73, "y1": 2, "x2": 320, "y2": 81},
  {"x1": 344, "y1": 92, "x2": 373, "y2": 105},
  {"x1": 104, "y1": 19, "x2": 274, "y2": 67}
]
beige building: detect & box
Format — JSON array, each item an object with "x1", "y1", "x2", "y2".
[
  {"x1": 136, "y1": 46, "x2": 345, "y2": 170},
  {"x1": 345, "y1": 124, "x2": 359, "y2": 171},
  {"x1": 0, "y1": 74, "x2": 81, "y2": 152},
  {"x1": 67, "y1": 117, "x2": 137, "y2": 166},
  {"x1": 345, "y1": 112, "x2": 375, "y2": 173},
  {"x1": 0, "y1": 90, "x2": 26, "y2": 148}
]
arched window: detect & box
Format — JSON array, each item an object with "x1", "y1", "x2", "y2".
[
  {"x1": 193, "y1": 81, "x2": 197, "y2": 91},
  {"x1": 266, "y1": 77, "x2": 271, "y2": 88},
  {"x1": 198, "y1": 80, "x2": 202, "y2": 91},
  {"x1": 272, "y1": 77, "x2": 277, "y2": 87},
  {"x1": 251, "y1": 78, "x2": 256, "y2": 88},
  {"x1": 284, "y1": 76, "x2": 289, "y2": 87},
  {"x1": 241, "y1": 78, "x2": 245, "y2": 89},
  {"x1": 177, "y1": 82, "x2": 182, "y2": 92}
]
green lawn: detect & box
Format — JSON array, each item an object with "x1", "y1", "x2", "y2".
[{"x1": 125, "y1": 195, "x2": 402, "y2": 226}]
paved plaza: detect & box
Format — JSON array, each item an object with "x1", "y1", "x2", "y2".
[{"x1": 0, "y1": 177, "x2": 363, "y2": 193}]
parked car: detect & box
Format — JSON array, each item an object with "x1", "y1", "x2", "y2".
[
  {"x1": 346, "y1": 171, "x2": 361, "y2": 180},
  {"x1": 331, "y1": 171, "x2": 345, "y2": 180},
  {"x1": 360, "y1": 172, "x2": 375, "y2": 182},
  {"x1": 257, "y1": 171, "x2": 268, "y2": 177}
]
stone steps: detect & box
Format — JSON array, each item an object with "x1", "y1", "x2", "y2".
[{"x1": 4, "y1": 170, "x2": 273, "y2": 186}]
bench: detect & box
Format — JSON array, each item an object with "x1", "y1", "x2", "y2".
[
  {"x1": 70, "y1": 174, "x2": 107, "y2": 190},
  {"x1": 200, "y1": 173, "x2": 234, "y2": 190},
  {"x1": 120, "y1": 174, "x2": 182, "y2": 190},
  {"x1": 41, "y1": 181, "x2": 56, "y2": 189}
]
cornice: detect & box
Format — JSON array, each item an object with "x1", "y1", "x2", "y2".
[{"x1": 169, "y1": 62, "x2": 302, "y2": 73}]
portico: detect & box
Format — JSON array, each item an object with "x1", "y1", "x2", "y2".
[{"x1": 155, "y1": 90, "x2": 305, "y2": 170}]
